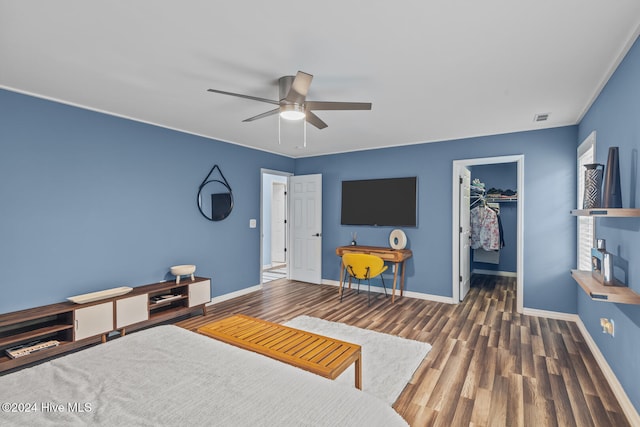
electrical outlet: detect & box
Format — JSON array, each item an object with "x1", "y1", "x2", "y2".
[{"x1": 600, "y1": 318, "x2": 615, "y2": 337}]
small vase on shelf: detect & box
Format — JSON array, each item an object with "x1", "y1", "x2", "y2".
[
  {"x1": 582, "y1": 163, "x2": 603, "y2": 209},
  {"x1": 602, "y1": 147, "x2": 622, "y2": 208}
]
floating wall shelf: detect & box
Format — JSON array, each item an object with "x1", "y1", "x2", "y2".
[{"x1": 571, "y1": 270, "x2": 640, "y2": 305}]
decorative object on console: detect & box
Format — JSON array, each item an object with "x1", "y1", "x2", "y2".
[
  {"x1": 591, "y1": 239, "x2": 616, "y2": 285},
  {"x1": 6, "y1": 340, "x2": 60, "y2": 359},
  {"x1": 67, "y1": 286, "x2": 133, "y2": 304},
  {"x1": 351, "y1": 232, "x2": 357, "y2": 246},
  {"x1": 389, "y1": 229, "x2": 407, "y2": 249},
  {"x1": 602, "y1": 147, "x2": 622, "y2": 208},
  {"x1": 197, "y1": 164, "x2": 234, "y2": 221},
  {"x1": 170, "y1": 264, "x2": 196, "y2": 283},
  {"x1": 150, "y1": 294, "x2": 183, "y2": 304},
  {"x1": 582, "y1": 163, "x2": 604, "y2": 209}
]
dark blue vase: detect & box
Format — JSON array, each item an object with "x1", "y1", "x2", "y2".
[{"x1": 602, "y1": 147, "x2": 622, "y2": 208}]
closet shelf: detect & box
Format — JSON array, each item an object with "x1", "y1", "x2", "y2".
[
  {"x1": 486, "y1": 197, "x2": 518, "y2": 203},
  {"x1": 571, "y1": 270, "x2": 640, "y2": 304},
  {"x1": 570, "y1": 208, "x2": 640, "y2": 217}
]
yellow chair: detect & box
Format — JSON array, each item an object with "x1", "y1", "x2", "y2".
[{"x1": 341, "y1": 253, "x2": 388, "y2": 306}]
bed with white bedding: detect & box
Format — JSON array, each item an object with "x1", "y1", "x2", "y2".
[{"x1": 0, "y1": 325, "x2": 408, "y2": 426}]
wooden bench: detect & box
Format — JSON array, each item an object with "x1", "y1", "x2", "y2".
[{"x1": 197, "y1": 314, "x2": 362, "y2": 389}]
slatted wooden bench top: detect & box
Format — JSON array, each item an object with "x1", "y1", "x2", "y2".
[{"x1": 197, "y1": 314, "x2": 362, "y2": 389}]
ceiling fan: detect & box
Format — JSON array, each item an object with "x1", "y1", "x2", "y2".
[{"x1": 207, "y1": 71, "x2": 371, "y2": 129}]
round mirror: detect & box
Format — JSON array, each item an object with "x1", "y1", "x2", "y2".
[{"x1": 197, "y1": 179, "x2": 234, "y2": 221}]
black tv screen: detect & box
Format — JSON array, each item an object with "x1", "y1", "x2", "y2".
[{"x1": 341, "y1": 177, "x2": 417, "y2": 226}]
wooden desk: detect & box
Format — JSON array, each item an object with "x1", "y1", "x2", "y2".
[
  {"x1": 197, "y1": 314, "x2": 362, "y2": 389},
  {"x1": 336, "y1": 245, "x2": 412, "y2": 303}
]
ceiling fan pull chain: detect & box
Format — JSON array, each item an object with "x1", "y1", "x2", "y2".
[
  {"x1": 278, "y1": 115, "x2": 282, "y2": 145},
  {"x1": 303, "y1": 116, "x2": 307, "y2": 148}
]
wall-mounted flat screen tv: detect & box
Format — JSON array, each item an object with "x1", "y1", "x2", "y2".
[{"x1": 341, "y1": 177, "x2": 417, "y2": 226}]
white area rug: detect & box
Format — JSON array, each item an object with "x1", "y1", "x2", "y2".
[{"x1": 284, "y1": 315, "x2": 431, "y2": 405}]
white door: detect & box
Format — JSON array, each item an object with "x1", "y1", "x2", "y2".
[
  {"x1": 271, "y1": 182, "x2": 286, "y2": 264},
  {"x1": 289, "y1": 174, "x2": 322, "y2": 284},
  {"x1": 459, "y1": 166, "x2": 472, "y2": 300}
]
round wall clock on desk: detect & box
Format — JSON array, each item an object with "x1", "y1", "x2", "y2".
[{"x1": 389, "y1": 229, "x2": 407, "y2": 249}]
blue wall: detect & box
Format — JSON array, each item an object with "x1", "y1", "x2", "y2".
[
  {"x1": 0, "y1": 89, "x2": 294, "y2": 313},
  {"x1": 0, "y1": 90, "x2": 580, "y2": 314},
  {"x1": 296, "y1": 125, "x2": 578, "y2": 312},
  {"x1": 471, "y1": 163, "x2": 518, "y2": 273},
  {"x1": 577, "y1": 35, "x2": 640, "y2": 413}
]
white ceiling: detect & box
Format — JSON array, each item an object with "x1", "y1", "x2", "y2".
[{"x1": 2, "y1": 1, "x2": 639, "y2": 158}]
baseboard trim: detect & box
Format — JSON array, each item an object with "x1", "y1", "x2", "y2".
[
  {"x1": 207, "y1": 284, "x2": 262, "y2": 305},
  {"x1": 472, "y1": 269, "x2": 517, "y2": 278},
  {"x1": 521, "y1": 307, "x2": 579, "y2": 322},
  {"x1": 574, "y1": 317, "x2": 640, "y2": 425},
  {"x1": 321, "y1": 279, "x2": 455, "y2": 304},
  {"x1": 523, "y1": 306, "x2": 640, "y2": 423}
]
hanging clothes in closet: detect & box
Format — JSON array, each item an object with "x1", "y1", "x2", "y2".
[{"x1": 470, "y1": 203, "x2": 500, "y2": 251}]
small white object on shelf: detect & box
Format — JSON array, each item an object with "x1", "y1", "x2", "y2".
[
  {"x1": 68, "y1": 286, "x2": 133, "y2": 304},
  {"x1": 170, "y1": 264, "x2": 196, "y2": 284},
  {"x1": 150, "y1": 294, "x2": 183, "y2": 304}
]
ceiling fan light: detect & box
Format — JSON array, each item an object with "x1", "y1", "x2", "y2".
[{"x1": 280, "y1": 104, "x2": 305, "y2": 120}]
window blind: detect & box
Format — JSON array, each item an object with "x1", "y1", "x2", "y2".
[{"x1": 577, "y1": 135, "x2": 595, "y2": 271}]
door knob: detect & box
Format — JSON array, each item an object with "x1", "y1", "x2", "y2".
[{"x1": 312, "y1": 233, "x2": 321, "y2": 237}]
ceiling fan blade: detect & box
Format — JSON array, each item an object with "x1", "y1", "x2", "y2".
[
  {"x1": 242, "y1": 108, "x2": 281, "y2": 122},
  {"x1": 207, "y1": 88, "x2": 279, "y2": 105},
  {"x1": 284, "y1": 71, "x2": 313, "y2": 104},
  {"x1": 305, "y1": 111, "x2": 328, "y2": 129},
  {"x1": 305, "y1": 101, "x2": 372, "y2": 111}
]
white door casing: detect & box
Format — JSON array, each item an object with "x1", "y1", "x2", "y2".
[
  {"x1": 452, "y1": 155, "x2": 524, "y2": 313},
  {"x1": 289, "y1": 174, "x2": 322, "y2": 284},
  {"x1": 271, "y1": 182, "x2": 286, "y2": 264},
  {"x1": 459, "y1": 166, "x2": 471, "y2": 301}
]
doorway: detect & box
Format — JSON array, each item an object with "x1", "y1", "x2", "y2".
[
  {"x1": 261, "y1": 170, "x2": 291, "y2": 284},
  {"x1": 452, "y1": 155, "x2": 524, "y2": 313}
]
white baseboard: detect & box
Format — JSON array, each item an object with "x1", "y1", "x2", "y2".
[
  {"x1": 521, "y1": 307, "x2": 579, "y2": 322},
  {"x1": 472, "y1": 269, "x2": 517, "y2": 278},
  {"x1": 574, "y1": 317, "x2": 640, "y2": 425},
  {"x1": 522, "y1": 307, "x2": 640, "y2": 423},
  {"x1": 207, "y1": 284, "x2": 262, "y2": 305},
  {"x1": 321, "y1": 279, "x2": 456, "y2": 304},
  {"x1": 402, "y1": 290, "x2": 456, "y2": 304}
]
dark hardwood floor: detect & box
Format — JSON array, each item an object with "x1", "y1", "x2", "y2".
[{"x1": 177, "y1": 275, "x2": 630, "y2": 427}]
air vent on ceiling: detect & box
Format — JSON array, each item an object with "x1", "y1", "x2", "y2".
[{"x1": 534, "y1": 113, "x2": 550, "y2": 122}]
